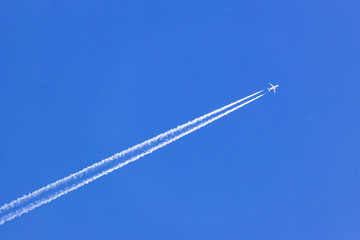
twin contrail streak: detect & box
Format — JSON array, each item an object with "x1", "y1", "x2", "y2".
[
  {"x1": 0, "y1": 90, "x2": 265, "y2": 225},
  {"x1": 0, "y1": 90, "x2": 262, "y2": 214}
]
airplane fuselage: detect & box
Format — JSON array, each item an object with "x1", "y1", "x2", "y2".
[{"x1": 268, "y1": 83, "x2": 279, "y2": 93}]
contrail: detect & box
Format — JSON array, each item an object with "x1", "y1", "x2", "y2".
[
  {"x1": 0, "y1": 91, "x2": 265, "y2": 225},
  {"x1": 0, "y1": 90, "x2": 262, "y2": 214}
]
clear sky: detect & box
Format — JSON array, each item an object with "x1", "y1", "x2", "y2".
[{"x1": 0, "y1": 1, "x2": 359, "y2": 239}]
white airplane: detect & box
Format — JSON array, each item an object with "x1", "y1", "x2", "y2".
[{"x1": 267, "y1": 83, "x2": 279, "y2": 93}]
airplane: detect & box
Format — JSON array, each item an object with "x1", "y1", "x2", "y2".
[{"x1": 267, "y1": 83, "x2": 279, "y2": 93}]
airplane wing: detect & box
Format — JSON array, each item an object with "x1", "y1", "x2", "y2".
[
  {"x1": 269, "y1": 82, "x2": 274, "y2": 87},
  {"x1": 274, "y1": 88, "x2": 276, "y2": 93}
]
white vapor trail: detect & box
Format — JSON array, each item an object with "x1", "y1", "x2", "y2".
[
  {"x1": 0, "y1": 90, "x2": 262, "y2": 214},
  {"x1": 0, "y1": 91, "x2": 265, "y2": 225}
]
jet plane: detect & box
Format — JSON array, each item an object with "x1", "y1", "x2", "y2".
[{"x1": 268, "y1": 83, "x2": 279, "y2": 93}]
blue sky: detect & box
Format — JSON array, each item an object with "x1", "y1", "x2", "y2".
[{"x1": 0, "y1": 1, "x2": 359, "y2": 239}]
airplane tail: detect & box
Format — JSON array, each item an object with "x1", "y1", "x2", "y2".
[{"x1": 267, "y1": 88, "x2": 271, "y2": 92}]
